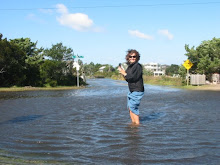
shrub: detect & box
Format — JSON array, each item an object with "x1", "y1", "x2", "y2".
[{"x1": 46, "y1": 79, "x2": 57, "y2": 87}]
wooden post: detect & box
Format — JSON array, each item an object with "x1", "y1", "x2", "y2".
[
  {"x1": 187, "y1": 69, "x2": 189, "y2": 86},
  {"x1": 77, "y1": 59, "x2": 79, "y2": 87}
]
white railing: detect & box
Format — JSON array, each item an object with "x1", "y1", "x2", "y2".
[{"x1": 190, "y1": 74, "x2": 206, "y2": 85}]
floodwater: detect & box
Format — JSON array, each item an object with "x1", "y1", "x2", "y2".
[{"x1": 0, "y1": 79, "x2": 219, "y2": 164}]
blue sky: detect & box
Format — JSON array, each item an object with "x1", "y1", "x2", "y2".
[{"x1": 1, "y1": 0, "x2": 220, "y2": 66}]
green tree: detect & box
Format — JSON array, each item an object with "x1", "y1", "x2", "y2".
[
  {"x1": 178, "y1": 64, "x2": 186, "y2": 77},
  {"x1": 10, "y1": 38, "x2": 44, "y2": 86},
  {"x1": 103, "y1": 64, "x2": 115, "y2": 72},
  {"x1": 83, "y1": 62, "x2": 94, "y2": 76},
  {"x1": 42, "y1": 43, "x2": 77, "y2": 86},
  {"x1": 0, "y1": 34, "x2": 26, "y2": 86},
  {"x1": 40, "y1": 60, "x2": 65, "y2": 86},
  {"x1": 166, "y1": 64, "x2": 179, "y2": 76},
  {"x1": 185, "y1": 38, "x2": 220, "y2": 80},
  {"x1": 44, "y1": 42, "x2": 73, "y2": 61},
  {"x1": 83, "y1": 62, "x2": 102, "y2": 77}
]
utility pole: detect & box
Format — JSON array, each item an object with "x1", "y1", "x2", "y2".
[
  {"x1": 76, "y1": 59, "x2": 79, "y2": 87},
  {"x1": 72, "y1": 54, "x2": 84, "y2": 87},
  {"x1": 187, "y1": 69, "x2": 189, "y2": 86}
]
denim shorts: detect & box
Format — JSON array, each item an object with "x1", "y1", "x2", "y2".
[{"x1": 127, "y1": 91, "x2": 144, "y2": 116}]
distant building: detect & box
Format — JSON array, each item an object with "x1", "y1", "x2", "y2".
[
  {"x1": 98, "y1": 66, "x2": 106, "y2": 72},
  {"x1": 212, "y1": 73, "x2": 220, "y2": 84},
  {"x1": 161, "y1": 64, "x2": 169, "y2": 71},
  {"x1": 143, "y1": 62, "x2": 168, "y2": 76}
]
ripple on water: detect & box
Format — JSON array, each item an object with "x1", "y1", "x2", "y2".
[{"x1": 0, "y1": 79, "x2": 219, "y2": 164}]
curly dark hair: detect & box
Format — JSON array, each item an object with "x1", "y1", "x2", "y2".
[{"x1": 125, "y1": 49, "x2": 140, "y2": 63}]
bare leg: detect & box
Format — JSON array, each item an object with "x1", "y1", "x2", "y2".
[
  {"x1": 133, "y1": 113, "x2": 140, "y2": 125},
  {"x1": 129, "y1": 110, "x2": 135, "y2": 123},
  {"x1": 130, "y1": 110, "x2": 140, "y2": 125}
]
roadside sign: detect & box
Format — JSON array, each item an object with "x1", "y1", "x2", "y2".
[
  {"x1": 72, "y1": 54, "x2": 84, "y2": 87},
  {"x1": 73, "y1": 61, "x2": 80, "y2": 71},
  {"x1": 72, "y1": 55, "x2": 84, "y2": 58},
  {"x1": 183, "y1": 59, "x2": 193, "y2": 70}
]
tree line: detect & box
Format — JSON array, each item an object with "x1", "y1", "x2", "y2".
[
  {"x1": 84, "y1": 37, "x2": 220, "y2": 83},
  {"x1": 156, "y1": 38, "x2": 220, "y2": 81},
  {"x1": 184, "y1": 38, "x2": 220, "y2": 80},
  {"x1": 0, "y1": 33, "x2": 84, "y2": 87},
  {"x1": 1, "y1": 33, "x2": 219, "y2": 87}
]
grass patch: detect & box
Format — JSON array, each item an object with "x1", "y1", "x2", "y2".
[
  {"x1": 112, "y1": 75, "x2": 183, "y2": 87},
  {"x1": 111, "y1": 74, "x2": 125, "y2": 81},
  {"x1": 0, "y1": 86, "x2": 85, "y2": 92},
  {"x1": 143, "y1": 76, "x2": 182, "y2": 86},
  {"x1": 0, "y1": 149, "x2": 67, "y2": 164},
  {"x1": 0, "y1": 155, "x2": 66, "y2": 165},
  {"x1": 178, "y1": 84, "x2": 220, "y2": 91}
]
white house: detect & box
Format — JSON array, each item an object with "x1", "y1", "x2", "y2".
[
  {"x1": 143, "y1": 62, "x2": 167, "y2": 76},
  {"x1": 99, "y1": 66, "x2": 106, "y2": 72}
]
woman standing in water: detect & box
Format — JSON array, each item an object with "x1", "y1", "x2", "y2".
[{"x1": 118, "y1": 49, "x2": 144, "y2": 125}]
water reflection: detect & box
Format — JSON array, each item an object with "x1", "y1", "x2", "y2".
[
  {"x1": 1, "y1": 115, "x2": 44, "y2": 124},
  {"x1": 121, "y1": 125, "x2": 141, "y2": 164},
  {"x1": 0, "y1": 79, "x2": 219, "y2": 164},
  {"x1": 140, "y1": 112, "x2": 166, "y2": 122}
]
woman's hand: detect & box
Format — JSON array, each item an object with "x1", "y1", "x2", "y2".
[{"x1": 118, "y1": 66, "x2": 127, "y2": 77}]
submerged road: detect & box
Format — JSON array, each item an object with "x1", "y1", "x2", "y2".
[{"x1": 0, "y1": 78, "x2": 219, "y2": 164}]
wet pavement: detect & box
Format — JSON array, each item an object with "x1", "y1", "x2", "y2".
[{"x1": 0, "y1": 78, "x2": 219, "y2": 164}]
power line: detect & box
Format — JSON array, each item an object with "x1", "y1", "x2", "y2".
[{"x1": 1, "y1": 1, "x2": 220, "y2": 11}]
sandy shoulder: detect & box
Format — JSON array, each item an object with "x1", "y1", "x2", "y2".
[{"x1": 191, "y1": 84, "x2": 220, "y2": 91}]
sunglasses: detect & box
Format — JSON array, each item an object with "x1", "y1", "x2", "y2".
[{"x1": 129, "y1": 55, "x2": 137, "y2": 59}]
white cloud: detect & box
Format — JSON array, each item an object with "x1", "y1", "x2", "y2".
[
  {"x1": 128, "y1": 30, "x2": 153, "y2": 40},
  {"x1": 56, "y1": 4, "x2": 94, "y2": 31},
  {"x1": 57, "y1": 13, "x2": 93, "y2": 31},
  {"x1": 158, "y1": 29, "x2": 174, "y2": 40},
  {"x1": 56, "y1": 4, "x2": 68, "y2": 14}
]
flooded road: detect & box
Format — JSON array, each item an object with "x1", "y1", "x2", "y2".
[{"x1": 0, "y1": 79, "x2": 219, "y2": 164}]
